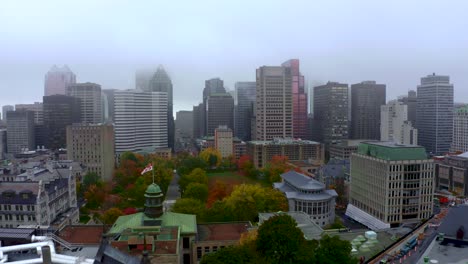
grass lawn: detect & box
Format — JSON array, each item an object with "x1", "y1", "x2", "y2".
[{"x1": 207, "y1": 171, "x2": 268, "y2": 188}]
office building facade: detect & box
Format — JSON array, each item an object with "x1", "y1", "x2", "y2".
[
  {"x1": 175, "y1": 110, "x2": 193, "y2": 138},
  {"x1": 149, "y1": 66, "x2": 174, "y2": 150},
  {"x1": 0, "y1": 129, "x2": 6, "y2": 160},
  {"x1": 351, "y1": 81, "x2": 386, "y2": 140},
  {"x1": 102, "y1": 89, "x2": 116, "y2": 123},
  {"x1": 44, "y1": 65, "x2": 76, "y2": 96},
  {"x1": 66, "y1": 82, "x2": 102, "y2": 124},
  {"x1": 193, "y1": 103, "x2": 204, "y2": 139},
  {"x1": 451, "y1": 106, "x2": 468, "y2": 152},
  {"x1": 6, "y1": 110, "x2": 36, "y2": 154},
  {"x1": 381, "y1": 100, "x2": 418, "y2": 145},
  {"x1": 346, "y1": 142, "x2": 434, "y2": 230},
  {"x1": 282, "y1": 59, "x2": 308, "y2": 140},
  {"x1": 416, "y1": 74, "x2": 454, "y2": 155},
  {"x1": 398, "y1": 90, "x2": 417, "y2": 126},
  {"x1": 255, "y1": 66, "x2": 293, "y2": 140},
  {"x1": 435, "y1": 153, "x2": 468, "y2": 196},
  {"x1": 43, "y1": 95, "x2": 81, "y2": 150},
  {"x1": 235, "y1": 82, "x2": 256, "y2": 141},
  {"x1": 313, "y1": 82, "x2": 349, "y2": 145},
  {"x1": 114, "y1": 90, "x2": 167, "y2": 155},
  {"x1": 214, "y1": 126, "x2": 233, "y2": 158},
  {"x1": 206, "y1": 94, "x2": 234, "y2": 137},
  {"x1": 2, "y1": 105, "x2": 14, "y2": 121},
  {"x1": 66, "y1": 123, "x2": 115, "y2": 181}
]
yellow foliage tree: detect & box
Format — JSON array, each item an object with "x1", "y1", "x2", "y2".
[{"x1": 199, "y1": 148, "x2": 222, "y2": 167}]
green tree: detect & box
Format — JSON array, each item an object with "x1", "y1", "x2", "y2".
[
  {"x1": 172, "y1": 198, "x2": 205, "y2": 220},
  {"x1": 177, "y1": 156, "x2": 207, "y2": 176},
  {"x1": 184, "y1": 183, "x2": 209, "y2": 202},
  {"x1": 204, "y1": 200, "x2": 234, "y2": 222},
  {"x1": 179, "y1": 168, "x2": 208, "y2": 193},
  {"x1": 200, "y1": 245, "x2": 264, "y2": 264},
  {"x1": 120, "y1": 151, "x2": 138, "y2": 164},
  {"x1": 314, "y1": 235, "x2": 356, "y2": 264},
  {"x1": 256, "y1": 214, "x2": 306, "y2": 264},
  {"x1": 199, "y1": 148, "x2": 222, "y2": 167},
  {"x1": 83, "y1": 172, "x2": 102, "y2": 189}
]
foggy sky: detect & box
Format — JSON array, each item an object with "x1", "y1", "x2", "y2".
[{"x1": 1, "y1": 0, "x2": 468, "y2": 117}]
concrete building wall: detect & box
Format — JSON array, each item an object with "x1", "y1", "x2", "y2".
[
  {"x1": 66, "y1": 82, "x2": 102, "y2": 124},
  {"x1": 214, "y1": 126, "x2": 233, "y2": 158},
  {"x1": 66, "y1": 123, "x2": 115, "y2": 181},
  {"x1": 6, "y1": 110, "x2": 35, "y2": 154},
  {"x1": 451, "y1": 106, "x2": 468, "y2": 152}
]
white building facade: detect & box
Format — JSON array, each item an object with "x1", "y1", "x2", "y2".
[{"x1": 381, "y1": 100, "x2": 418, "y2": 145}]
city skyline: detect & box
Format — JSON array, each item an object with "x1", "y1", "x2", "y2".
[{"x1": 1, "y1": 1, "x2": 468, "y2": 115}]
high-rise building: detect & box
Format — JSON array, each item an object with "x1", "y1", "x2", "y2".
[
  {"x1": 381, "y1": 100, "x2": 418, "y2": 145},
  {"x1": 215, "y1": 126, "x2": 233, "y2": 158},
  {"x1": 193, "y1": 103, "x2": 204, "y2": 139},
  {"x1": 206, "y1": 94, "x2": 234, "y2": 137},
  {"x1": 175, "y1": 110, "x2": 193, "y2": 138},
  {"x1": 346, "y1": 142, "x2": 434, "y2": 230},
  {"x1": 313, "y1": 82, "x2": 349, "y2": 145},
  {"x1": 114, "y1": 90, "x2": 167, "y2": 155},
  {"x1": 2, "y1": 105, "x2": 14, "y2": 121},
  {"x1": 255, "y1": 66, "x2": 293, "y2": 141},
  {"x1": 6, "y1": 110, "x2": 35, "y2": 154},
  {"x1": 135, "y1": 69, "x2": 154, "y2": 91},
  {"x1": 102, "y1": 89, "x2": 117, "y2": 123},
  {"x1": 44, "y1": 65, "x2": 76, "y2": 96},
  {"x1": 66, "y1": 123, "x2": 115, "y2": 181},
  {"x1": 15, "y1": 102, "x2": 43, "y2": 124},
  {"x1": 0, "y1": 129, "x2": 6, "y2": 160},
  {"x1": 43, "y1": 95, "x2": 81, "y2": 150},
  {"x1": 200, "y1": 78, "x2": 227, "y2": 137},
  {"x1": 149, "y1": 66, "x2": 174, "y2": 150},
  {"x1": 235, "y1": 82, "x2": 256, "y2": 141},
  {"x1": 451, "y1": 106, "x2": 468, "y2": 152},
  {"x1": 282, "y1": 59, "x2": 307, "y2": 140},
  {"x1": 66, "y1": 82, "x2": 102, "y2": 124},
  {"x1": 416, "y1": 74, "x2": 454, "y2": 155},
  {"x1": 398, "y1": 90, "x2": 417, "y2": 126},
  {"x1": 350, "y1": 81, "x2": 386, "y2": 140}
]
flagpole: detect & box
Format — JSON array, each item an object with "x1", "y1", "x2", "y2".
[{"x1": 152, "y1": 164, "x2": 155, "y2": 184}]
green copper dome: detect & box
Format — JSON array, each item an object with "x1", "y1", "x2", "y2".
[{"x1": 146, "y1": 183, "x2": 162, "y2": 194}]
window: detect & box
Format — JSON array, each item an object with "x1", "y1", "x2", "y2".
[
  {"x1": 204, "y1": 246, "x2": 210, "y2": 253},
  {"x1": 183, "y1": 237, "x2": 190, "y2": 249}
]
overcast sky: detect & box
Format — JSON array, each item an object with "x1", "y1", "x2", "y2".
[{"x1": 1, "y1": 0, "x2": 467, "y2": 116}]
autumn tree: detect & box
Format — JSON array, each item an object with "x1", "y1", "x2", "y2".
[
  {"x1": 238, "y1": 155, "x2": 257, "y2": 178},
  {"x1": 179, "y1": 168, "x2": 208, "y2": 193},
  {"x1": 84, "y1": 184, "x2": 105, "y2": 209},
  {"x1": 199, "y1": 148, "x2": 222, "y2": 168},
  {"x1": 223, "y1": 184, "x2": 288, "y2": 222},
  {"x1": 262, "y1": 156, "x2": 293, "y2": 183},
  {"x1": 101, "y1": 207, "x2": 123, "y2": 225},
  {"x1": 206, "y1": 181, "x2": 228, "y2": 207},
  {"x1": 184, "y1": 183, "x2": 209, "y2": 202}
]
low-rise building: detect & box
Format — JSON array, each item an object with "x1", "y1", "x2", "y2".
[
  {"x1": 247, "y1": 138, "x2": 324, "y2": 168},
  {"x1": 274, "y1": 171, "x2": 337, "y2": 227},
  {"x1": 435, "y1": 152, "x2": 468, "y2": 197},
  {"x1": 328, "y1": 139, "x2": 366, "y2": 160},
  {"x1": 346, "y1": 141, "x2": 434, "y2": 230}
]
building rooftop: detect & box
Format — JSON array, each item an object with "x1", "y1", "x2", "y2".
[
  {"x1": 58, "y1": 225, "x2": 105, "y2": 245},
  {"x1": 249, "y1": 138, "x2": 321, "y2": 146},
  {"x1": 108, "y1": 212, "x2": 197, "y2": 235},
  {"x1": 259, "y1": 212, "x2": 323, "y2": 240},
  {"x1": 197, "y1": 222, "x2": 252, "y2": 241},
  {"x1": 281, "y1": 171, "x2": 325, "y2": 191},
  {"x1": 438, "y1": 205, "x2": 468, "y2": 240},
  {"x1": 356, "y1": 141, "x2": 428, "y2": 161}
]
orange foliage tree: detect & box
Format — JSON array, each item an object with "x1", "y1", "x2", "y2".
[
  {"x1": 262, "y1": 156, "x2": 293, "y2": 183},
  {"x1": 207, "y1": 180, "x2": 229, "y2": 207}
]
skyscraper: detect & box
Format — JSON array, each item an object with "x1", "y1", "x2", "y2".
[
  {"x1": 451, "y1": 106, "x2": 468, "y2": 152},
  {"x1": 398, "y1": 90, "x2": 417, "y2": 126},
  {"x1": 43, "y1": 95, "x2": 81, "y2": 150},
  {"x1": 66, "y1": 82, "x2": 102, "y2": 124},
  {"x1": 0, "y1": 129, "x2": 6, "y2": 160},
  {"x1": 175, "y1": 110, "x2": 193, "y2": 138},
  {"x1": 44, "y1": 65, "x2": 76, "y2": 96},
  {"x1": 255, "y1": 66, "x2": 293, "y2": 141},
  {"x1": 2, "y1": 105, "x2": 14, "y2": 121},
  {"x1": 282, "y1": 59, "x2": 307, "y2": 139},
  {"x1": 149, "y1": 66, "x2": 174, "y2": 150},
  {"x1": 15, "y1": 102, "x2": 46, "y2": 148},
  {"x1": 206, "y1": 94, "x2": 234, "y2": 136},
  {"x1": 234, "y1": 82, "x2": 256, "y2": 141},
  {"x1": 416, "y1": 74, "x2": 454, "y2": 155},
  {"x1": 114, "y1": 90, "x2": 167, "y2": 155},
  {"x1": 380, "y1": 100, "x2": 417, "y2": 145},
  {"x1": 351, "y1": 81, "x2": 386, "y2": 140},
  {"x1": 193, "y1": 103, "x2": 204, "y2": 139},
  {"x1": 6, "y1": 110, "x2": 35, "y2": 154},
  {"x1": 135, "y1": 69, "x2": 154, "y2": 91},
  {"x1": 313, "y1": 82, "x2": 349, "y2": 145},
  {"x1": 102, "y1": 89, "x2": 117, "y2": 123}
]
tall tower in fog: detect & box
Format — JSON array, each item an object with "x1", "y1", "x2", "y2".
[
  {"x1": 350, "y1": 81, "x2": 386, "y2": 140},
  {"x1": 66, "y1": 82, "x2": 102, "y2": 124},
  {"x1": 416, "y1": 73, "x2": 454, "y2": 155},
  {"x1": 281, "y1": 59, "x2": 307, "y2": 140},
  {"x1": 44, "y1": 65, "x2": 76, "y2": 96},
  {"x1": 149, "y1": 66, "x2": 174, "y2": 150},
  {"x1": 255, "y1": 66, "x2": 293, "y2": 141}
]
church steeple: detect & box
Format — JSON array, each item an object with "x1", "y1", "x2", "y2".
[{"x1": 144, "y1": 183, "x2": 164, "y2": 218}]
